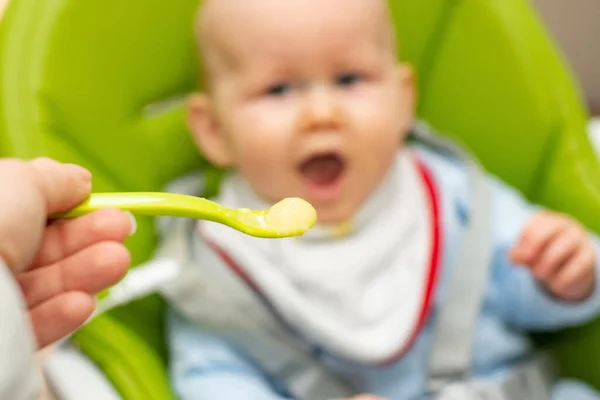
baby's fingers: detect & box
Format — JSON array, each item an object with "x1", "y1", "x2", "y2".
[
  {"x1": 510, "y1": 211, "x2": 568, "y2": 266},
  {"x1": 549, "y1": 243, "x2": 596, "y2": 302},
  {"x1": 530, "y1": 226, "x2": 582, "y2": 282}
]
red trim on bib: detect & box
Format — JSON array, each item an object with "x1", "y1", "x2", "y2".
[{"x1": 379, "y1": 157, "x2": 442, "y2": 364}]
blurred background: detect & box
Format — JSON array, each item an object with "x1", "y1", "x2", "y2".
[
  {"x1": 0, "y1": 0, "x2": 598, "y2": 114},
  {"x1": 533, "y1": 0, "x2": 600, "y2": 115},
  {"x1": 0, "y1": 0, "x2": 592, "y2": 118},
  {"x1": 0, "y1": 0, "x2": 597, "y2": 128},
  {"x1": 532, "y1": 0, "x2": 599, "y2": 116},
  {"x1": 4, "y1": 0, "x2": 597, "y2": 145},
  {"x1": 531, "y1": 0, "x2": 600, "y2": 150}
]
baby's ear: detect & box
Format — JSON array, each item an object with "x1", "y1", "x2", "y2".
[
  {"x1": 396, "y1": 63, "x2": 416, "y2": 135},
  {"x1": 187, "y1": 93, "x2": 234, "y2": 167}
]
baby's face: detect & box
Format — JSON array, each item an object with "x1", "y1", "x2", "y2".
[{"x1": 190, "y1": 0, "x2": 414, "y2": 224}]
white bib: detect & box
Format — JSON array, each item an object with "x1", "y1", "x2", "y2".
[{"x1": 198, "y1": 150, "x2": 441, "y2": 364}]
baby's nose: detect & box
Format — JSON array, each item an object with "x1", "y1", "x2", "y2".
[{"x1": 303, "y1": 85, "x2": 342, "y2": 129}]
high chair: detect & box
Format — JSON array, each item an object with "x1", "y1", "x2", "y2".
[{"x1": 1, "y1": 0, "x2": 600, "y2": 398}]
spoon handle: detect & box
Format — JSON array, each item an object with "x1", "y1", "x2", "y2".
[{"x1": 52, "y1": 192, "x2": 230, "y2": 222}]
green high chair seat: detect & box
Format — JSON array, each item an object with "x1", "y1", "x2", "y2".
[{"x1": 2, "y1": 0, "x2": 600, "y2": 398}]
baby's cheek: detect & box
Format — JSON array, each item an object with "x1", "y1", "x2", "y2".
[
  {"x1": 231, "y1": 112, "x2": 288, "y2": 158},
  {"x1": 237, "y1": 146, "x2": 291, "y2": 200},
  {"x1": 237, "y1": 150, "x2": 277, "y2": 179},
  {"x1": 243, "y1": 99, "x2": 298, "y2": 133},
  {"x1": 367, "y1": 130, "x2": 401, "y2": 165}
]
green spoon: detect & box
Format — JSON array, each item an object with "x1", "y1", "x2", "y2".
[{"x1": 52, "y1": 192, "x2": 317, "y2": 238}]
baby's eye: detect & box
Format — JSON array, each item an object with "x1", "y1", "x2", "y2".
[
  {"x1": 336, "y1": 73, "x2": 361, "y2": 87},
  {"x1": 266, "y1": 82, "x2": 291, "y2": 96}
]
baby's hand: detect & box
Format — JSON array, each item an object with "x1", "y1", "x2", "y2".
[{"x1": 510, "y1": 211, "x2": 596, "y2": 302}]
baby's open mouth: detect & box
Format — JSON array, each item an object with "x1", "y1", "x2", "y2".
[{"x1": 299, "y1": 152, "x2": 346, "y2": 186}]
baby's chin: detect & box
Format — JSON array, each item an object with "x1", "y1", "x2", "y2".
[{"x1": 312, "y1": 202, "x2": 359, "y2": 227}]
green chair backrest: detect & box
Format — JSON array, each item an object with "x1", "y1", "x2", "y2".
[{"x1": 2, "y1": 0, "x2": 600, "y2": 398}]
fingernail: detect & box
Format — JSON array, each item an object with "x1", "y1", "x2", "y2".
[
  {"x1": 66, "y1": 163, "x2": 92, "y2": 182},
  {"x1": 125, "y1": 211, "x2": 137, "y2": 236}
]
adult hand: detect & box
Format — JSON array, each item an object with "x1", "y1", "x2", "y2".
[{"x1": 0, "y1": 158, "x2": 133, "y2": 348}]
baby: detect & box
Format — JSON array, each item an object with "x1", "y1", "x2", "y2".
[{"x1": 161, "y1": 0, "x2": 600, "y2": 399}]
